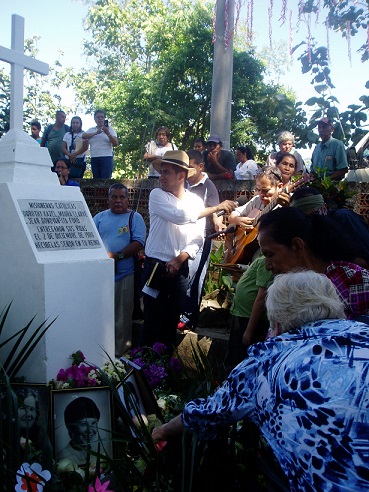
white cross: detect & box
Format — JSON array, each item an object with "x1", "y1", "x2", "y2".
[{"x1": 0, "y1": 14, "x2": 49, "y2": 130}]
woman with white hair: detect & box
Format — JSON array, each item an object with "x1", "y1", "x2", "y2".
[
  {"x1": 152, "y1": 270, "x2": 369, "y2": 491},
  {"x1": 266, "y1": 270, "x2": 345, "y2": 335},
  {"x1": 266, "y1": 130, "x2": 305, "y2": 174}
]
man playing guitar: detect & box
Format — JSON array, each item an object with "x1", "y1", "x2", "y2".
[
  {"x1": 228, "y1": 167, "x2": 290, "y2": 233},
  {"x1": 225, "y1": 166, "x2": 310, "y2": 265}
]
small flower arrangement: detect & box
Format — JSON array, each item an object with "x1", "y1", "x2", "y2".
[
  {"x1": 51, "y1": 350, "x2": 127, "y2": 389},
  {"x1": 100, "y1": 358, "x2": 128, "y2": 385},
  {"x1": 128, "y1": 343, "x2": 182, "y2": 389},
  {"x1": 155, "y1": 391, "x2": 186, "y2": 422},
  {"x1": 53, "y1": 350, "x2": 100, "y2": 389}
]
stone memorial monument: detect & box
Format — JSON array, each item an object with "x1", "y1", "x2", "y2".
[{"x1": 0, "y1": 15, "x2": 114, "y2": 382}]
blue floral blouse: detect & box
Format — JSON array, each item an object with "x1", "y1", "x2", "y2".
[{"x1": 182, "y1": 319, "x2": 369, "y2": 491}]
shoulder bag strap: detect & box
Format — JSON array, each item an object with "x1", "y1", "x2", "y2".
[{"x1": 129, "y1": 210, "x2": 135, "y2": 242}]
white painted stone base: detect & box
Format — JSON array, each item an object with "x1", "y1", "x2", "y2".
[{"x1": 0, "y1": 130, "x2": 114, "y2": 382}]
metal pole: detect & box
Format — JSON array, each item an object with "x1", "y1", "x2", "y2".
[{"x1": 210, "y1": 0, "x2": 234, "y2": 150}]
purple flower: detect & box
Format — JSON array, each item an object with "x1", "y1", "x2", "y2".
[
  {"x1": 170, "y1": 357, "x2": 182, "y2": 373},
  {"x1": 146, "y1": 363, "x2": 167, "y2": 388},
  {"x1": 153, "y1": 342, "x2": 167, "y2": 355},
  {"x1": 132, "y1": 358, "x2": 146, "y2": 368},
  {"x1": 56, "y1": 369, "x2": 68, "y2": 381},
  {"x1": 56, "y1": 360, "x2": 99, "y2": 388},
  {"x1": 129, "y1": 347, "x2": 143, "y2": 357}
]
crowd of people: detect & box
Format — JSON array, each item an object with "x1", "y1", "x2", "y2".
[
  {"x1": 33, "y1": 109, "x2": 119, "y2": 183},
  {"x1": 31, "y1": 112, "x2": 349, "y2": 184},
  {"x1": 136, "y1": 119, "x2": 367, "y2": 491},
  {"x1": 30, "y1": 110, "x2": 369, "y2": 488}
]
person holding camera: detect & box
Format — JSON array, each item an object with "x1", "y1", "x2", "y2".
[{"x1": 82, "y1": 110, "x2": 119, "y2": 179}]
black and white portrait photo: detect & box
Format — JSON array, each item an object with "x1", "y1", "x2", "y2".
[{"x1": 52, "y1": 387, "x2": 113, "y2": 465}]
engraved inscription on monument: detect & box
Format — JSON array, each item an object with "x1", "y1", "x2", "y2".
[{"x1": 18, "y1": 199, "x2": 101, "y2": 251}]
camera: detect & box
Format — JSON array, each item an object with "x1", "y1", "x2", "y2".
[{"x1": 104, "y1": 119, "x2": 109, "y2": 127}]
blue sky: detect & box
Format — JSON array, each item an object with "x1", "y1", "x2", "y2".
[{"x1": 1, "y1": 0, "x2": 368, "y2": 139}]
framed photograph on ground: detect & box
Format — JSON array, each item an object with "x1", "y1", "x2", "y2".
[
  {"x1": 118, "y1": 357, "x2": 162, "y2": 420},
  {"x1": 4, "y1": 383, "x2": 51, "y2": 451},
  {"x1": 51, "y1": 386, "x2": 113, "y2": 466}
]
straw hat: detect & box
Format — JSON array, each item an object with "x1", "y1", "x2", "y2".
[{"x1": 152, "y1": 150, "x2": 197, "y2": 178}]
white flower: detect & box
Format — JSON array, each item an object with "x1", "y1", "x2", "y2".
[
  {"x1": 101, "y1": 359, "x2": 127, "y2": 382},
  {"x1": 88, "y1": 369, "x2": 98, "y2": 379},
  {"x1": 15, "y1": 462, "x2": 51, "y2": 492},
  {"x1": 156, "y1": 398, "x2": 167, "y2": 410}
]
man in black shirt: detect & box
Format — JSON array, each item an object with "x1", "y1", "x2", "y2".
[{"x1": 203, "y1": 135, "x2": 236, "y2": 180}]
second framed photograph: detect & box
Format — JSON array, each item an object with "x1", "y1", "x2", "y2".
[
  {"x1": 51, "y1": 386, "x2": 113, "y2": 466},
  {"x1": 4, "y1": 383, "x2": 51, "y2": 452},
  {"x1": 118, "y1": 357, "x2": 162, "y2": 421}
]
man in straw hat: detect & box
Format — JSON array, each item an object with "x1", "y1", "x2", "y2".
[{"x1": 141, "y1": 150, "x2": 237, "y2": 349}]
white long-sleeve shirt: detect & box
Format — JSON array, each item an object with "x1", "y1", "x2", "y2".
[{"x1": 145, "y1": 188, "x2": 205, "y2": 261}]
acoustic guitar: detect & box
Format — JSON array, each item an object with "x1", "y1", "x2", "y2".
[{"x1": 224, "y1": 174, "x2": 311, "y2": 265}]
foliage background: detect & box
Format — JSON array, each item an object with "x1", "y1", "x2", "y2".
[{"x1": 0, "y1": 0, "x2": 368, "y2": 177}]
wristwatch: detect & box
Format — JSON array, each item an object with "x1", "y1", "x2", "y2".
[{"x1": 117, "y1": 252, "x2": 125, "y2": 260}]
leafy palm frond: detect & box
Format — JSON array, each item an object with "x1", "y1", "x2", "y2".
[
  {"x1": 0, "y1": 303, "x2": 56, "y2": 489},
  {"x1": 0, "y1": 303, "x2": 57, "y2": 379}
]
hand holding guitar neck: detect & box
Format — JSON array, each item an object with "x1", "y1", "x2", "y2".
[{"x1": 276, "y1": 191, "x2": 291, "y2": 207}]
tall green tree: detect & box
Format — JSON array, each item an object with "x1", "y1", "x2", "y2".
[
  {"x1": 70, "y1": 0, "x2": 306, "y2": 176},
  {"x1": 294, "y1": 0, "x2": 369, "y2": 145}
]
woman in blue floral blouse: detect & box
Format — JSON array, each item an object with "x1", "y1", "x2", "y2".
[{"x1": 152, "y1": 270, "x2": 369, "y2": 492}]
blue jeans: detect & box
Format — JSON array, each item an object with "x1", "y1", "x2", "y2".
[
  {"x1": 91, "y1": 156, "x2": 114, "y2": 179},
  {"x1": 141, "y1": 259, "x2": 189, "y2": 349}
]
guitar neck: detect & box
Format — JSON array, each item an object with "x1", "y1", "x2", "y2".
[{"x1": 253, "y1": 196, "x2": 280, "y2": 226}]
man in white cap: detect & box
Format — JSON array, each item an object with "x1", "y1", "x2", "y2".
[
  {"x1": 311, "y1": 117, "x2": 348, "y2": 180},
  {"x1": 141, "y1": 150, "x2": 237, "y2": 350},
  {"x1": 203, "y1": 135, "x2": 236, "y2": 180}
]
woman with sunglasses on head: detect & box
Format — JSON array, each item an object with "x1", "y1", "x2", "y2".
[{"x1": 62, "y1": 116, "x2": 89, "y2": 179}]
